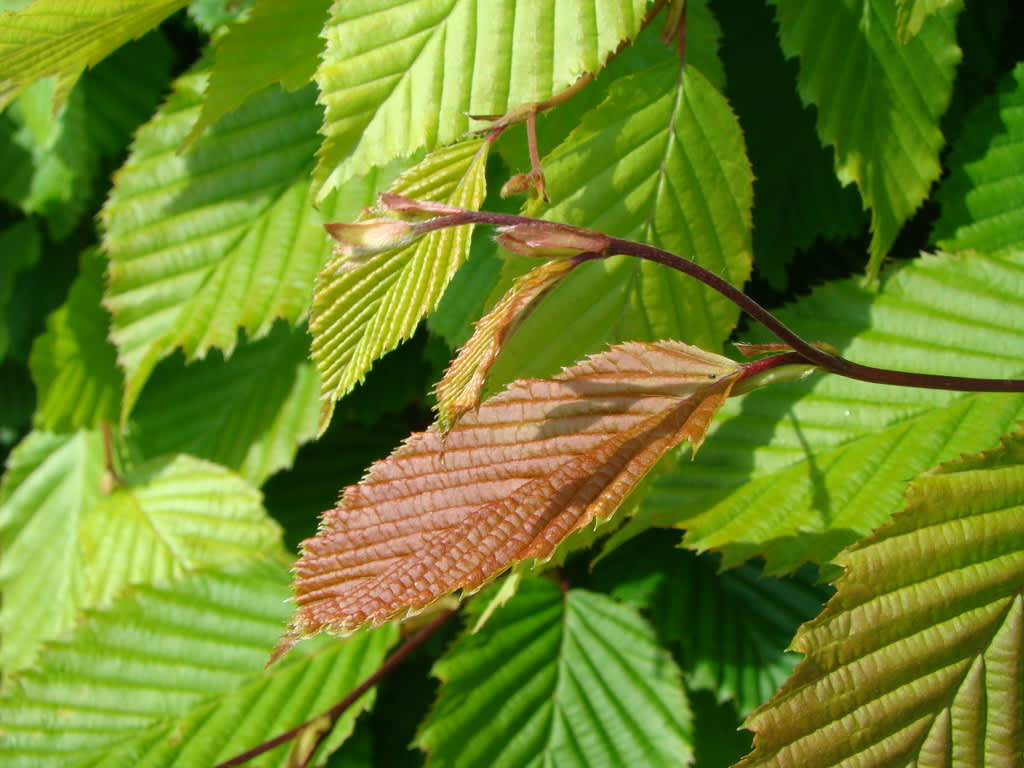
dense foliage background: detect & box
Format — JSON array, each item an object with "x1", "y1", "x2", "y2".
[{"x1": 0, "y1": 1, "x2": 1022, "y2": 766}]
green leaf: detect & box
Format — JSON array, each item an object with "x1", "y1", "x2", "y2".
[
  {"x1": 488, "y1": 59, "x2": 752, "y2": 386},
  {"x1": 0, "y1": 560, "x2": 399, "y2": 768},
  {"x1": 738, "y1": 430, "x2": 1024, "y2": 768},
  {"x1": 716, "y1": 0, "x2": 864, "y2": 289},
  {"x1": 131, "y1": 321, "x2": 319, "y2": 486},
  {"x1": 185, "y1": 0, "x2": 331, "y2": 146},
  {"x1": 101, "y1": 69, "x2": 377, "y2": 418},
  {"x1": 627, "y1": 250, "x2": 1024, "y2": 573},
  {"x1": 187, "y1": 0, "x2": 256, "y2": 34},
  {"x1": 313, "y1": 0, "x2": 647, "y2": 199},
  {"x1": 0, "y1": 430, "x2": 282, "y2": 673},
  {"x1": 29, "y1": 249, "x2": 122, "y2": 432},
  {"x1": 416, "y1": 578, "x2": 694, "y2": 767},
  {"x1": 933, "y1": 62, "x2": 1024, "y2": 254},
  {"x1": 593, "y1": 532, "x2": 829, "y2": 716},
  {"x1": 311, "y1": 138, "x2": 488, "y2": 422},
  {"x1": 0, "y1": 0, "x2": 186, "y2": 112},
  {"x1": 896, "y1": 0, "x2": 960, "y2": 42},
  {"x1": 772, "y1": 0, "x2": 961, "y2": 277},
  {"x1": 0, "y1": 219, "x2": 40, "y2": 359}
]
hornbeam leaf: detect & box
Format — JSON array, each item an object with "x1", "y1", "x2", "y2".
[
  {"x1": 313, "y1": 0, "x2": 647, "y2": 199},
  {"x1": 773, "y1": 0, "x2": 961, "y2": 278},
  {"x1": 737, "y1": 430, "x2": 1024, "y2": 768},
  {"x1": 0, "y1": 560, "x2": 398, "y2": 768},
  {"x1": 184, "y1": 0, "x2": 331, "y2": 146},
  {"x1": 486, "y1": 57, "x2": 753, "y2": 388},
  {"x1": 29, "y1": 249, "x2": 122, "y2": 432},
  {"x1": 0, "y1": 0, "x2": 186, "y2": 112},
  {"x1": 415, "y1": 578, "x2": 694, "y2": 767},
  {"x1": 896, "y1": 0, "x2": 960, "y2": 42},
  {"x1": 311, "y1": 138, "x2": 488, "y2": 425},
  {"x1": 434, "y1": 256, "x2": 583, "y2": 431},
  {"x1": 102, "y1": 68, "x2": 391, "y2": 420},
  {"x1": 278, "y1": 341, "x2": 741, "y2": 651},
  {"x1": 933, "y1": 62, "x2": 1024, "y2": 254},
  {"x1": 624, "y1": 250, "x2": 1024, "y2": 573},
  {"x1": 0, "y1": 430, "x2": 282, "y2": 673}
]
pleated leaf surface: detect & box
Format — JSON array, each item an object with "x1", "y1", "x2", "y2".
[
  {"x1": 313, "y1": 0, "x2": 647, "y2": 198},
  {"x1": 0, "y1": 560, "x2": 398, "y2": 768},
  {"x1": 416, "y1": 578, "x2": 694, "y2": 767},
  {"x1": 0, "y1": 430, "x2": 282, "y2": 673},
  {"x1": 101, "y1": 69, "x2": 353, "y2": 418},
  {"x1": 737, "y1": 430, "x2": 1024, "y2": 767},
  {"x1": 311, "y1": 138, "x2": 488, "y2": 419},
  {"x1": 627, "y1": 250, "x2": 1024, "y2": 573},
  {"x1": 488, "y1": 56, "x2": 752, "y2": 387},
  {"x1": 0, "y1": 0, "x2": 186, "y2": 111},
  {"x1": 933, "y1": 62, "x2": 1024, "y2": 253},
  {"x1": 282, "y1": 341, "x2": 740, "y2": 645},
  {"x1": 773, "y1": 0, "x2": 961, "y2": 277}
]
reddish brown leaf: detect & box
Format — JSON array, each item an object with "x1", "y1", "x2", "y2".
[
  {"x1": 275, "y1": 341, "x2": 741, "y2": 657},
  {"x1": 434, "y1": 256, "x2": 584, "y2": 432}
]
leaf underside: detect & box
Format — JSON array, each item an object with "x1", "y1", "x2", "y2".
[
  {"x1": 738, "y1": 430, "x2": 1024, "y2": 767},
  {"x1": 280, "y1": 341, "x2": 741, "y2": 650}
]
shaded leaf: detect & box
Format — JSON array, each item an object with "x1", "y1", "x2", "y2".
[
  {"x1": 313, "y1": 0, "x2": 647, "y2": 199},
  {"x1": 29, "y1": 249, "x2": 121, "y2": 432},
  {"x1": 716, "y1": 0, "x2": 864, "y2": 289},
  {"x1": 0, "y1": 219, "x2": 40, "y2": 359},
  {"x1": 737, "y1": 429, "x2": 1024, "y2": 767},
  {"x1": 131, "y1": 321, "x2": 319, "y2": 486},
  {"x1": 0, "y1": 0, "x2": 185, "y2": 112},
  {"x1": 435, "y1": 255, "x2": 584, "y2": 430},
  {"x1": 102, "y1": 68, "x2": 387, "y2": 418},
  {"x1": 0, "y1": 560, "x2": 398, "y2": 768},
  {"x1": 280, "y1": 341, "x2": 741, "y2": 648},
  {"x1": 773, "y1": 0, "x2": 961, "y2": 277},
  {"x1": 593, "y1": 531, "x2": 829, "y2": 716},
  {"x1": 185, "y1": 0, "x2": 331, "y2": 145},
  {"x1": 619, "y1": 250, "x2": 1024, "y2": 573},
  {"x1": 488, "y1": 58, "x2": 752, "y2": 387},
  {"x1": 416, "y1": 578, "x2": 694, "y2": 767},
  {"x1": 311, "y1": 138, "x2": 488, "y2": 425},
  {"x1": 0, "y1": 430, "x2": 282, "y2": 673},
  {"x1": 934, "y1": 62, "x2": 1024, "y2": 253}
]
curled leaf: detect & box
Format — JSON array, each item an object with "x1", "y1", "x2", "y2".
[
  {"x1": 276, "y1": 341, "x2": 742, "y2": 656},
  {"x1": 434, "y1": 256, "x2": 585, "y2": 431},
  {"x1": 324, "y1": 218, "x2": 416, "y2": 257}
]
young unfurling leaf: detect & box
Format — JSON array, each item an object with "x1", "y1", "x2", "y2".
[{"x1": 275, "y1": 341, "x2": 743, "y2": 658}]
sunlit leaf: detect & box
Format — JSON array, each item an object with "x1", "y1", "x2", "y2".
[
  {"x1": 0, "y1": 560, "x2": 398, "y2": 768},
  {"x1": 933, "y1": 62, "x2": 1024, "y2": 254},
  {"x1": 896, "y1": 0, "x2": 960, "y2": 42},
  {"x1": 102, "y1": 68, "x2": 388, "y2": 418},
  {"x1": 279, "y1": 341, "x2": 740, "y2": 649},
  {"x1": 0, "y1": 0, "x2": 185, "y2": 112},
  {"x1": 738, "y1": 430, "x2": 1024, "y2": 767},
  {"x1": 313, "y1": 0, "x2": 647, "y2": 199},
  {"x1": 622, "y1": 250, "x2": 1024, "y2": 573},
  {"x1": 311, "y1": 138, "x2": 488, "y2": 425},
  {"x1": 416, "y1": 578, "x2": 694, "y2": 767},
  {"x1": 773, "y1": 0, "x2": 961, "y2": 277},
  {"x1": 0, "y1": 430, "x2": 282, "y2": 673},
  {"x1": 488, "y1": 57, "x2": 752, "y2": 386},
  {"x1": 185, "y1": 0, "x2": 331, "y2": 145},
  {"x1": 29, "y1": 249, "x2": 121, "y2": 432}
]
